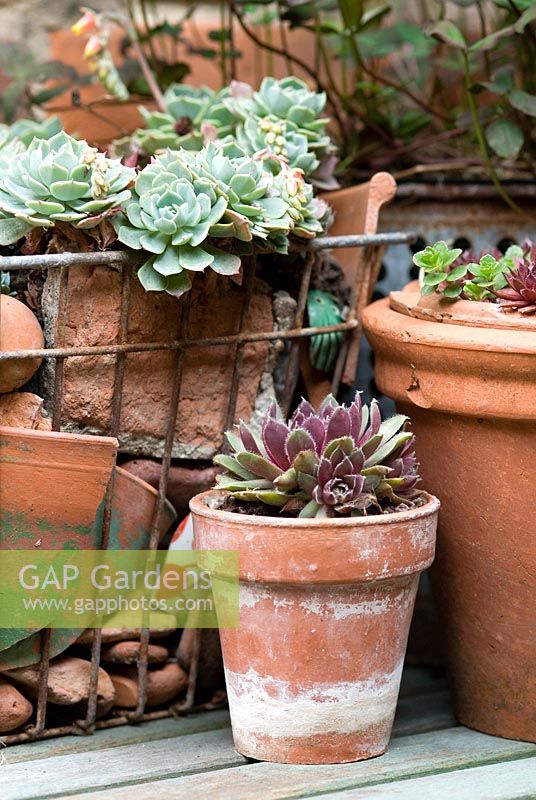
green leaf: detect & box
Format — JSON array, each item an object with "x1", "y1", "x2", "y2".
[
  {"x1": 178, "y1": 244, "x2": 214, "y2": 271},
  {"x1": 49, "y1": 180, "x2": 88, "y2": 202},
  {"x1": 164, "y1": 270, "x2": 192, "y2": 298},
  {"x1": 298, "y1": 500, "x2": 321, "y2": 518},
  {"x1": 446, "y1": 265, "x2": 468, "y2": 281},
  {"x1": 117, "y1": 224, "x2": 144, "y2": 250},
  {"x1": 236, "y1": 451, "x2": 283, "y2": 480},
  {"x1": 208, "y1": 29, "x2": 231, "y2": 42},
  {"x1": 274, "y1": 467, "x2": 298, "y2": 491},
  {"x1": 0, "y1": 217, "x2": 31, "y2": 245},
  {"x1": 138, "y1": 262, "x2": 167, "y2": 292},
  {"x1": 337, "y1": 0, "x2": 363, "y2": 30},
  {"x1": 485, "y1": 118, "x2": 524, "y2": 159},
  {"x1": 443, "y1": 284, "x2": 463, "y2": 298},
  {"x1": 508, "y1": 90, "x2": 536, "y2": 117},
  {"x1": 293, "y1": 450, "x2": 319, "y2": 476},
  {"x1": 427, "y1": 21, "x2": 467, "y2": 50},
  {"x1": 515, "y1": 4, "x2": 536, "y2": 33},
  {"x1": 421, "y1": 283, "x2": 437, "y2": 296},
  {"x1": 205, "y1": 247, "x2": 241, "y2": 275},
  {"x1": 323, "y1": 436, "x2": 354, "y2": 459},
  {"x1": 468, "y1": 25, "x2": 514, "y2": 53},
  {"x1": 423, "y1": 272, "x2": 447, "y2": 286},
  {"x1": 213, "y1": 454, "x2": 255, "y2": 480},
  {"x1": 231, "y1": 489, "x2": 289, "y2": 507}
]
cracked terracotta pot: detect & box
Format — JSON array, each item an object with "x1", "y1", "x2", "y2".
[
  {"x1": 362, "y1": 288, "x2": 536, "y2": 743},
  {"x1": 190, "y1": 489, "x2": 438, "y2": 764}
]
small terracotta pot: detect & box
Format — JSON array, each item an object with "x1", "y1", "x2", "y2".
[
  {"x1": 191, "y1": 490, "x2": 438, "y2": 764},
  {"x1": 0, "y1": 296, "x2": 44, "y2": 393},
  {"x1": 362, "y1": 289, "x2": 536, "y2": 743}
]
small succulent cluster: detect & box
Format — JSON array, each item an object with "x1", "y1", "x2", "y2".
[
  {"x1": 129, "y1": 77, "x2": 335, "y2": 183},
  {"x1": 229, "y1": 77, "x2": 334, "y2": 180},
  {"x1": 0, "y1": 131, "x2": 135, "y2": 246},
  {"x1": 413, "y1": 240, "x2": 536, "y2": 314},
  {"x1": 134, "y1": 86, "x2": 236, "y2": 156},
  {"x1": 215, "y1": 393, "x2": 421, "y2": 518},
  {"x1": 114, "y1": 142, "x2": 331, "y2": 296}
]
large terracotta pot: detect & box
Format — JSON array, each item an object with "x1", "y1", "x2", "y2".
[
  {"x1": 191, "y1": 490, "x2": 438, "y2": 764},
  {"x1": 362, "y1": 289, "x2": 536, "y2": 743}
]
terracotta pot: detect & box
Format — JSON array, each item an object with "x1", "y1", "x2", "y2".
[
  {"x1": 0, "y1": 426, "x2": 175, "y2": 669},
  {"x1": 0, "y1": 295, "x2": 44, "y2": 393},
  {"x1": 362, "y1": 289, "x2": 536, "y2": 743},
  {"x1": 190, "y1": 490, "x2": 438, "y2": 764}
]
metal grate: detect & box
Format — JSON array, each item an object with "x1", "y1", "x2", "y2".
[{"x1": 0, "y1": 231, "x2": 413, "y2": 744}]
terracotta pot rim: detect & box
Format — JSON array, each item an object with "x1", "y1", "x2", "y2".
[
  {"x1": 190, "y1": 489, "x2": 439, "y2": 530},
  {"x1": 388, "y1": 289, "x2": 536, "y2": 336},
  {"x1": 115, "y1": 466, "x2": 177, "y2": 518},
  {"x1": 364, "y1": 296, "x2": 536, "y2": 356}
]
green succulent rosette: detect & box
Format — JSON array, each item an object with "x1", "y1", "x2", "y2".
[
  {"x1": 180, "y1": 141, "x2": 294, "y2": 249},
  {"x1": 113, "y1": 149, "x2": 242, "y2": 297},
  {"x1": 0, "y1": 131, "x2": 135, "y2": 245},
  {"x1": 227, "y1": 76, "x2": 334, "y2": 178},
  {"x1": 134, "y1": 85, "x2": 236, "y2": 156}
]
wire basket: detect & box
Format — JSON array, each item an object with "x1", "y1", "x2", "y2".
[{"x1": 0, "y1": 231, "x2": 413, "y2": 744}]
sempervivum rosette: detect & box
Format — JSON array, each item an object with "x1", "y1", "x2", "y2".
[
  {"x1": 0, "y1": 131, "x2": 135, "y2": 245},
  {"x1": 494, "y1": 254, "x2": 536, "y2": 315},
  {"x1": 215, "y1": 392, "x2": 421, "y2": 517}
]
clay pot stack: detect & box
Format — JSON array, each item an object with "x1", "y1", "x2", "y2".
[{"x1": 0, "y1": 632, "x2": 189, "y2": 734}]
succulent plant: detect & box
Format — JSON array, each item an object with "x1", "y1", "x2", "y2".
[
  {"x1": 215, "y1": 393, "x2": 421, "y2": 517},
  {"x1": 228, "y1": 77, "x2": 334, "y2": 179},
  {"x1": 413, "y1": 241, "x2": 513, "y2": 302},
  {"x1": 8, "y1": 116, "x2": 63, "y2": 147},
  {"x1": 128, "y1": 78, "x2": 336, "y2": 182},
  {"x1": 115, "y1": 141, "x2": 332, "y2": 295},
  {"x1": 0, "y1": 131, "x2": 135, "y2": 246},
  {"x1": 494, "y1": 250, "x2": 536, "y2": 315},
  {"x1": 180, "y1": 141, "x2": 294, "y2": 248},
  {"x1": 134, "y1": 85, "x2": 236, "y2": 156},
  {"x1": 113, "y1": 148, "x2": 242, "y2": 296}
]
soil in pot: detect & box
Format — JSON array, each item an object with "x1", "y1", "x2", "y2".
[{"x1": 191, "y1": 490, "x2": 438, "y2": 765}]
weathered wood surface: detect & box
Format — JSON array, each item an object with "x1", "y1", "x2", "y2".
[
  {"x1": 3, "y1": 668, "x2": 534, "y2": 800},
  {"x1": 4, "y1": 709, "x2": 231, "y2": 764},
  {"x1": 57, "y1": 728, "x2": 536, "y2": 800}
]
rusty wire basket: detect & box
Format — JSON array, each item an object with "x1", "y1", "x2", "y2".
[{"x1": 0, "y1": 230, "x2": 413, "y2": 745}]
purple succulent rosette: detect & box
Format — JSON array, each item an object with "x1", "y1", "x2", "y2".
[
  {"x1": 494, "y1": 245, "x2": 536, "y2": 315},
  {"x1": 214, "y1": 393, "x2": 421, "y2": 517}
]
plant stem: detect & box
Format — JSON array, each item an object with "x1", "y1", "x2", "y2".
[
  {"x1": 138, "y1": 0, "x2": 158, "y2": 71},
  {"x1": 227, "y1": 0, "x2": 346, "y2": 133},
  {"x1": 219, "y1": 0, "x2": 228, "y2": 84},
  {"x1": 123, "y1": 0, "x2": 166, "y2": 111},
  {"x1": 463, "y1": 52, "x2": 523, "y2": 214}
]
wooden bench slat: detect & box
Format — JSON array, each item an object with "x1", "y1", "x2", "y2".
[
  {"x1": 57, "y1": 727, "x2": 536, "y2": 800},
  {"x1": 298, "y1": 757, "x2": 536, "y2": 800},
  {"x1": 3, "y1": 710, "x2": 231, "y2": 764},
  {"x1": 0, "y1": 728, "x2": 246, "y2": 800}
]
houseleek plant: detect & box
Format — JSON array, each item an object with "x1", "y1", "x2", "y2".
[{"x1": 215, "y1": 392, "x2": 421, "y2": 517}]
